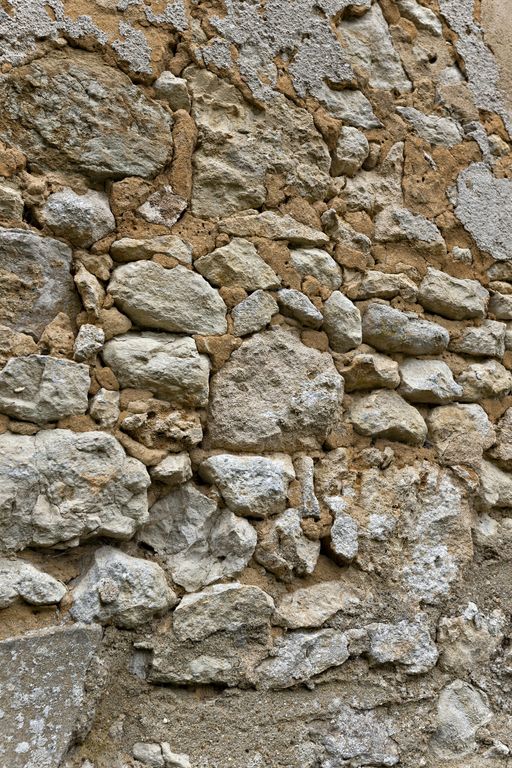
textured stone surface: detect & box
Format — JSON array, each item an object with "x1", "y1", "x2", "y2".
[
  {"x1": 39, "y1": 188, "x2": 115, "y2": 248},
  {"x1": 289, "y1": 248, "x2": 342, "y2": 290},
  {"x1": 349, "y1": 389, "x2": 428, "y2": 445},
  {"x1": 418, "y1": 268, "x2": 489, "y2": 320},
  {"x1": 0, "y1": 624, "x2": 102, "y2": 768},
  {"x1": 273, "y1": 581, "x2": 361, "y2": 629},
  {"x1": 322, "y1": 291, "x2": 362, "y2": 353},
  {"x1": 231, "y1": 290, "x2": 279, "y2": 337},
  {"x1": 0, "y1": 558, "x2": 66, "y2": 608},
  {"x1": 398, "y1": 358, "x2": 462, "y2": 404},
  {"x1": 362, "y1": 303, "x2": 450, "y2": 355},
  {"x1": 195, "y1": 238, "x2": 280, "y2": 290}
]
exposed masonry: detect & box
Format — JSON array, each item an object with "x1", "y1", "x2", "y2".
[{"x1": 1, "y1": 1, "x2": 512, "y2": 767}]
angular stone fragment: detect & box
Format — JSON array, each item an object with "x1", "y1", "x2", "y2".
[
  {"x1": 489, "y1": 291, "x2": 512, "y2": 320},
  {"x1": 133, "y1": 743, "x2": 164, "y2": 768},
  {"x1": 456, "y1": 360, "x2": 512, "y2": 402},
  {"x1": 273, "y1": 581, "x2": 361, "y2": 629},
  {"x1": 431, "y1": 680, "x2": 492, "y2": 759},
  {"x1": 418, "y1": 267, "x2": 488, "y2": 320},
  {"x1": 39, "y1": 188, "x2": 115, "y2": 247},
  {"x1": 154, "y1": 71, "x2": 191, "y2": 111},
  {"x1": 207, "y1": 328, "x2": 344, "y2": 451},
  {"x1": 231, "y1": 290, "x2": 279, "y2": 336},
  {"x1": 374, "y1": 208, "x2": 446, "y2": 254},
  {"x1": 0, "y1": 624, "x2": 102, "y2": 768},
  {"x1": 186, "y1": 68, "x2": 331, "y2": 217},
  {"x1": 488, "y1": 407, "x2": 512, "y2": 470},
  {"x1": 331, "y1": 126, "x2": 369, "y2": 176},
  {"x1": 396, "y1": 0, "x2": 443, "y2": 35},
  {"x1": 0, "y1": 182, "x2": 23, "y2": 222},
  {"x1": 74, "y1": 265, "x2": 105, "y2": 316},
  {"x1": 150, "y1": 453, "x2": 192, "y2": 486},
  {"x1": 103, "y1": 332, "x2": 209, "y2": 407},
  {"x1": 138, "y1": 483, "x2": 256, "y2": 592},
  {"x1": 479, "y1": 460, "x2": 512, "y2": 509},
  {"x1": 340, "y1": 351, "x2": 400, "y2": 392},
  {"x1": 173, "y1": 582, "x2": 274, "y2": 641},
  {"x1": 325, "y1": 496, "x2": 359, "y2": 562},
  {"x1": 366, "y1": 618, "x2": 439, "y2": 674},
  {"x1": 396, "y1": 107, "x2": 462, "y2": 145},
  {"x1": 219, "y1": 210, "x2": 329, "y2": 246},
  {"x1": 0, "y1": 228, "x2": 77, "y2": 337},
  {"x1": 111, "y1": 235, "x2": 192, "y2": 264},
  {"x1": 70, "y1": 546, "x2": 176, "y2": 628},
  {"x1": 256, "y1": 629, "x2": 349, "y2": 689},
  {"x1": 108, "y1": 262, "x2": 227, "y2": 335},
  {"x1": 349, "y1": 389, "x2": 427, "y2": 445},
  {"x1": 0, "y1": 50, "x2": 173, "y2": 180},
  {"x1": 90, "y1": 387, "x2": 120, "y2": 428},
  {"x1": 398, "y1": 358, "x2": 462, "y2": 404},
  {"x1": 199, "y1": 454, "x2": 295, "y2": 519},
  {"x1": 254, "y1": 508, "x2": 320, "y2": 581},
  {"x1": 428, "y1": 404, "x2": 496, "y2": 469},
  {"x1": 322, "y1": 291, "x2": 362, "y2": 353},
  {"x1": 455, "y1": 163, "x2": 512, "y2": 262},
  {"x1": 195, "y1": 238, "x2": 280, "y2": 290},
  {"x1": 0, "y1": 558, "x2": 66, "y2": 608},
  {"x1": 449, "y1": 320, "x2": 506, "y2": 358},
  {"x1": 0, "y1": 430, "x2": 150, "y2": 551},
  {"x1": 137, "y1": 186, "x2": 187, "y2": 228},
  {"x1": 0, "y1": 355, "x2": 90, "y2": 424},
  {"x1": 345, "y1": 270, "x2": 418, "y2": 301},
  {"x1": 277, "y1": 289, "x2": 323, "y2": 328},
  {"x1": 316, "y1": 84, "x2": 381, "y2": 129},
  {"x1": 344, "y1": 141, "x2": 403, "y2": 213},
  {"x1": 362, "y1": 303, "x2": 449, "y2": 355},
  {"x1": 74, "y1": 324, "x2": 105, "y2": 363},
  {"x1": 289, "y1": 248, "x2": 342, "y2": 290}
]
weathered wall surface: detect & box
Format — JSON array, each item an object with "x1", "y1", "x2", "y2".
[{"x1": 0, "y1": 1, "x2": 512, "y2": 766}]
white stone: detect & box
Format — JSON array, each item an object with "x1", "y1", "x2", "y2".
[
  {"x1": 374, "y1": 208, "x2": 446, "y2": 254},
  {"x1": 326, "y1": 496, "x2": 359, "y2": 562},
  {"x1": 0, "y1": 355, "x2": 90, "y2": 424},
  {"x1": 398, "y1": 358, "x2": 462, "y2": 404},
  {"x1": 331, "y1": 126, "x2": 369, "y2": 177},
  {"x1": 161, "y1": 746, "x2": 192, "y2": 768},
  {"x1": 90, "y1": 388, "x2": 120, "y2": 428},
  {"x1": 0, "y1": 558, "x2": 66, "y2": 608},
  {"x1": 276, "y1": 289, "x2": 323, "y2": 328},
  {"x1": 349, "y1": 389, "x2": 427, "y2": 445},
  {"x1": 231, "y1": 290, "x2": 279, "y2": 336},
  {"x1": 70, "y1": 547, "x2": 176, "y2": 628},
  {"x1": 396, "y1": 107, "x2": 461, "y2": 145},
  {"x1": 133, "y1": 743, "x2": 164, "y2": 768},
  {"x1": 362, "y1": 303, "x2": 449, "y2": 355},
  {"x1": 479, "y1": 460, "x2": 512, "y2": 509},
  {"x1": 108, "y1": 262, "x2": 227, "y2": 335},
  {"x1": 344, "y1": 270, "x2": 418, "y2": 302},
  {"x1": 396, "y1": 0, "x2": 443, "y2": 34},
  {"x1": 74, "y1": 265, "x2": 105, "y2": 316},
  {"x1": 103, "y1": 332, "x2": 210, "y2": 407},
  {"x1": 431, "y1": 680, "x2": 492, "y2": 759},
  {"x1": 219, "y1": 210, "x2": 329, "y2": 246},
  {"x1": 195, "y1": 238, "x2": 280, "y2": 290},
  {"x1": 289, "y1": 248, "x2": 342, "y2": 290},
  {"x1": 154, "y1": 71, "x2": 191, "y2": 111},
  {"x1": 489, "y1": 291, "x2": 512, "y2": 320},
  {"x1": 173, "y1": 582, "x2": 274, "y2": 641},
  {"x1": 0, "y1": 430, "x2": 150, "y2": 551},
  {"x1": 367, "y1": 618, "x2": 439, "y2": 673},
  {"x1": 449, "y1": 320, "x2": 506, "y2": 358},
  {"x1": 39, "y1": 187, "x2": 115, "y2": 247},
  {"x1": 137, "y1": 186, "x2": 187, "y2": 228},
  {"x1": 273, "y1": 581, "x2": 361, "y2": 629},
  {"x1": 418, "y1": 267, "x2": 488, "y2": 320},
  {"x1": 254, "y1": 508, "x2": 320, "y2": 582},
  {"x1": 150, "y1": 453, "x2": 192, "y2": 486},
  {"x1": 322, "y1": 291, "x2": 362, "y2": 353},
  {"x1": 456, "y1": 360, "x2": 512, "y2": 402},
  {"x1": 111, "y1": 235, "x2": 192, "y2": 264},
  {"x1": 199, "y1": 453, "x2": 295, "y2": 519},
  {"x1": 74, "y1": 323, "x2": 105, "y2": 362}
]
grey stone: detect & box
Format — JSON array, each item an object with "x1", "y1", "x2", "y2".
[
  {"x1": 449, "y1": 320, "x2": 506, "y2": 358},
  {"x1": 367, "y1": 618, "x2": 439, "y2": 674},
  {"x1": 0, "y1": 182, "x2": 23, "y2": 221},
  {"x1": 207, "y1": 328, "x2": 344, "y2": 452},
  {"x1": 431, "y1": 680, "x2": 492, "y2": 759},
  {"x1": 154, "y1": 71, "x2": 191, "y2": 111},
  {"x1": 219, "y1": 211, "x2": 329, "y2": 246},
  {"x1": 488, "y1": 407, "x2": 512, "y2": 470},
  {"x1": 196, "y1": 238, "x2": 280, "y2": 290},
  {"x1": 455, "y1": 163, "x2": 512, "y2": 262},
  {"x1": 396, "y1": 107, "x2": 462, "y2": 145},
  {"x1": 103, "y1": 332, "x2": 209, "y2": 408},
  {"x1": 232, "y1": 290, "x2": 279, "y2": 336},
  {"x1": 349, "y1": 389, "x2": 427, "y2": 445},
  {"x1": 294, "y1": 454, "x2": 321, "y2": 519},
  {"x1": 326, "y1": 496, "x2": 359, "y2": 562},
  {"x1": 150, "y1": 453, "x2": 193, "y2": 486},
  {"x1": 137, "y1": 186, "x2": 187, "y2": 229},
  {"x1": 199, "y1": 453, "x2": 295, "y2": 519},
  {"x1": 0, "y1": 228, "x2": 77, "y2": 337},
  {"x1": 322, "y1": 291, "x2": 362, "y2": 353},
  {"x1": 254, "y1": 508, "x2": 320, "y2": 582},
  {"x1": 161, "y1": 746, "x2": 191, "y2": 768},
  {"x1": 331, "y1": 126, "x2": 369, "y2": 177},
  {"x1": 0, "y1": 624, "x2": 102, "y2": 768},
  {"x1": 418, "y1": 267, "x2": 488, "y2": 320},
  {"x1": 109, "y1": 262, "x2": 227, "y2": 335},
  {"x1": 456, "y1": 360, "x2": 512, "y2": 402},
  {"x1": 90, "y1": 388, "x2": 120, "y2": 428},
  {"x1": 344, "y1": 141, "x2": 404, "y2": 214},
  {"x1": 344, "y1": 270, "x2": 418, "y2": 302},
  {"x1": 74, "y1": 324, "x2": 105, "y2": 363},
  {"x1": 173, "y1": 582, "x2": 274, "y2": 641},
  {"x1": 256, "y1": 629, "x2": 349, "y2": 689},
  {"x1": 374, "y1": 208, "x2": 446, "y2": 254},
  {"x1": 398, "y1": 358, "x2": 462, "y2": 404},
  {"x1": 0, "y1": 429, "x2": 150, "y2": 551},
  {"x1": 340, "y1": 351, "x2": 400, "y2": 392},
  {"x1": 0, "y1": 355, "x2": 90, "y2": 424},
  {"x1": 133, "y1": 743, "x2": 164, "y2": 768},
  {"x1": 316, "y1": 83, "x2": 381, "y2": 129},
  {"x1": 289, "y1": 248, "x2": 342, "y2": 290},
  {"x1": 70, "y1": 546, "x2": 177, "y2": 628},
  {"x1": 39, "y1": 188, "x2": 115, "y2": 247},
  {"x1": 111, "y1": 235, "x2": 192, "y2": 265},
  {"x1": 479, "y1": 460, "x2": 512, "y2": 509},
  {"x1": 428, "y1": 404, "x2": 496, "y2": 470},
  {"x1": 489, "y1": 291, "x2": 512, "y2": 319},
  {"x1": 138, "y1": 483, "x2": 256, "y2": 592},
  {"x1": 396, "y1": 0, "x2": 443, "y2": 35},
  {"x1": 277, "y1": 289, "x2": 323, "y2": 328},
  {"x1": 0, "y1": 49, "x2": 173, "y2": 180},
  {"x1": 362, "y1": 303, "x2": 450, "y2": 355},
  {"x1": 273, "y1": 581, "x2": 361, "y2": 629},
  {"x1": 74, "y1": 265, "x2": 105, "y2": 316},
  {"x1": 0, "y1": 557, "x2": 66, "y2": 608}
]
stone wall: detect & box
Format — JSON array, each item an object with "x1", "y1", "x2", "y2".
[{"x1": 0, "y1": 1, "x2": 512, "y2": 766}]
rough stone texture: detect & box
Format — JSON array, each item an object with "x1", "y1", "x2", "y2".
[
  {"x1": 0, "y1": 558, "x2": 66, "y2": 608},
  {"x1": 103, "y1": 332, "x2": 209, "y2": 407},
  {"x1": 219, "y1": 211, "x2": 329, "y2": 246},
  {"x1": 362, "y1": 303, "x2": 450, "y2": 355},
  {"x1": 418, "y1": 268, "x2": 489, "y2": 320},
  {"x1": 108, "y1": 262, "x2": 227, "y2": 335},
  {"x1": 195, "y1": 238, "x2": 280, "y2": 290},
  {"x1": 208, "y1": 329, "x2": 343, "y2": 452},
  {"x1": 289, "y1": 248, "x2": 342, "y2": 290},
  {"x1": 398, "y1": 358, "x2": 463, "y2": 404},
  {"x1": 276, "y1": 289, "x2": 323, "y2": 328},
  {"x1": 231, "y1": 290, "x2": 279, "y2": 336},
  {"x1": 428, "y1": 404, "x2": 496, "y2": 469},
  {"x1": 322, "y1": 291, "x2": 362, "y2": 353},
  {"x1": 273, "y1": 581, "x2": 361, "y2": 629},
  {"x1": 0, "y1": 430, "x2": 149, "y2": 551},
  {"x1": 254, "y1": 508, "x2": 320, "y2": 581},
  {"x1": 349, "y1": 389, "x2": 428, "y2": 445},
  {"x1": 0, "y1": 624, "x2": 102, "y2": 767},
  {"x1": 0, "y1": 228, "x2": 77, "y2": 337},
  {"x1": 366, "y1": 618, "x2": 439, "y2": 674},
  {"x1": 39, "y1": 188, "x2": 115, "y2": 248}
]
